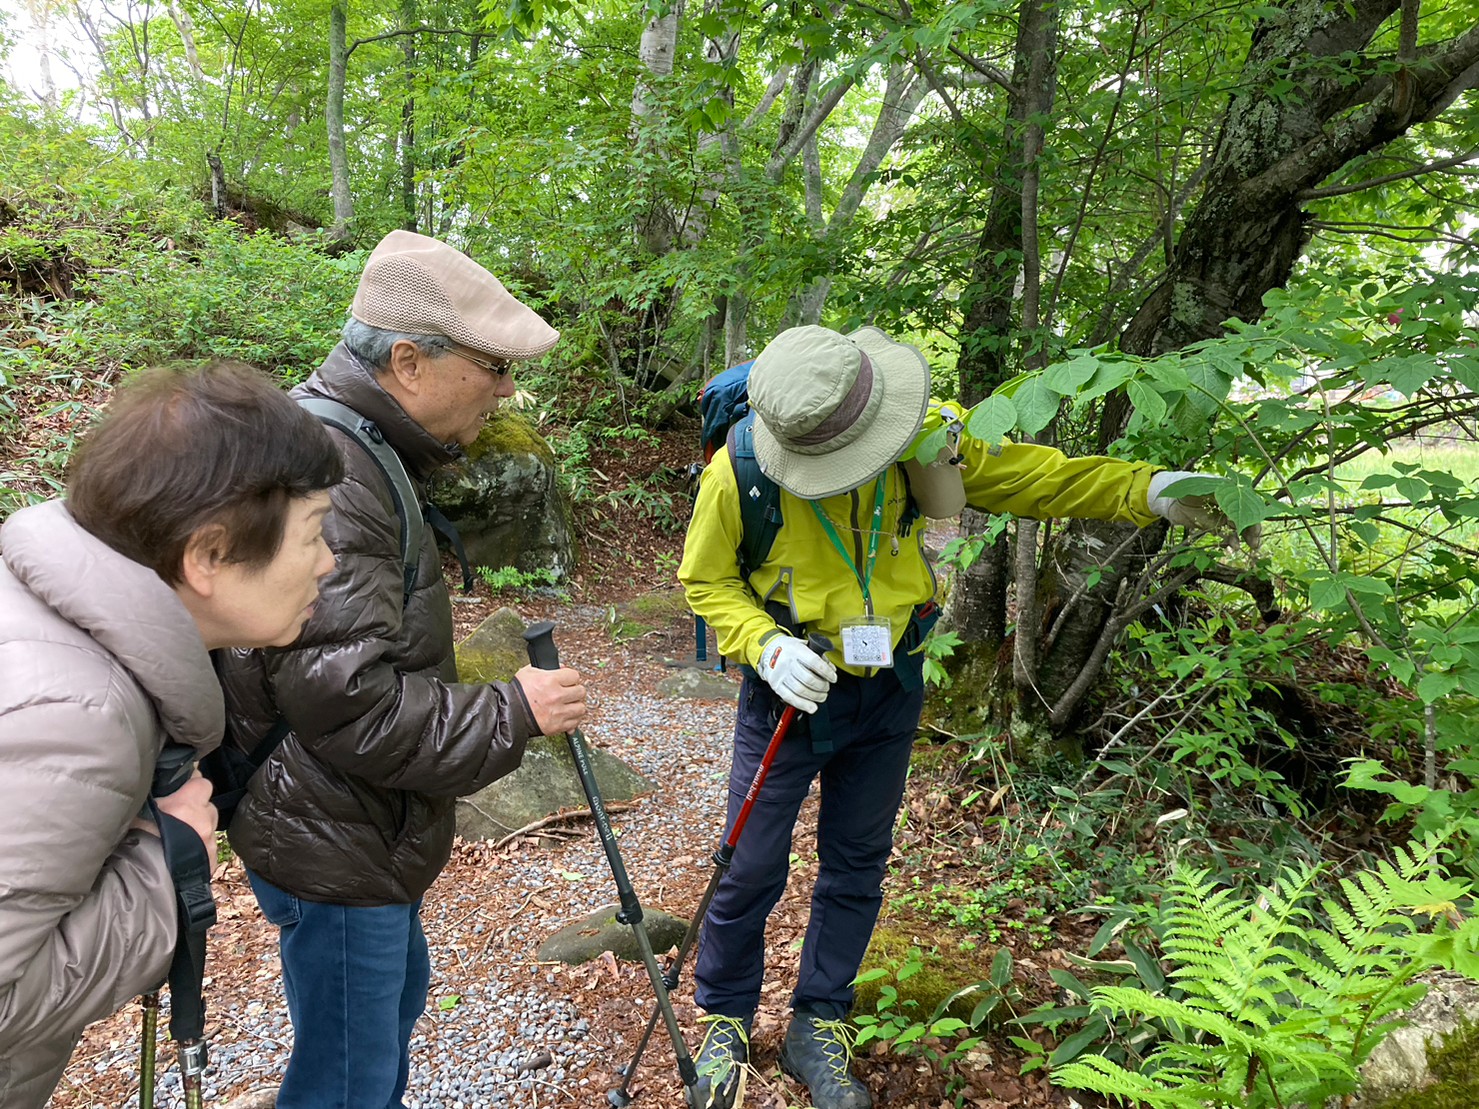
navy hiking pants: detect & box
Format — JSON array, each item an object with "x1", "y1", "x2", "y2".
[{"x1": 693, "y1": 669, "x2": 924, "y2": 1019}]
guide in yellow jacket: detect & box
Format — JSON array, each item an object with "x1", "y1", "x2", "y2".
[{"x1": 677, "y1": 325, "x2": 1236, "y2": 1109}]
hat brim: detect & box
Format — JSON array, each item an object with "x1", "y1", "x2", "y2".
[{"x1": 751, "y1": 327, "x2": 931, "y2": 500}]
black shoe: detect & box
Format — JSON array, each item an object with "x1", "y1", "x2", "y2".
[
  {"x1": 779, "y1": 1012, "x2": 872, "y2": 1109},
  {"x1": 688, "y1": 1013, "x2": 752, "y2": 1109}
]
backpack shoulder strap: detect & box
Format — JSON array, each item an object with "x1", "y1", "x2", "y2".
[
  {"x1": 726, "y1": 410, "x2": 783, "y2": 579},
  {"x1": 297, "y1": 395, "x2": 423, "y2": 605}
]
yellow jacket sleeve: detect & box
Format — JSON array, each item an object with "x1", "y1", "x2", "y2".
[
  {"x1": 959, "y1": 437, "x2": 1159, "y2": 526},
  {"x1": 678, "y1": 450, "x2": 784, "y2": 669}
]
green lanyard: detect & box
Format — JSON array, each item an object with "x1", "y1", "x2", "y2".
[{"x1": 809, "y1": 475, "x2": 888, "y2": 615}]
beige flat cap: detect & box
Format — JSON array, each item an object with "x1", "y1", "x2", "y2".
[{"x1": 351, "y1": 230, "x2": 560, "y2": 360}]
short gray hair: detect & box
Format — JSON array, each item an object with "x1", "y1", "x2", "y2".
[{"x1": 341, "y1": 317, "x2": 453, "y2": 369}]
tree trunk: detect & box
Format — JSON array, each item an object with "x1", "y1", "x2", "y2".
[
  {"x1": 632, "y1": 4, "x2": 679, "y2": 255},
  {"x1": 399, "y1": 0, "x2": 418, "y2": 232},
  {"x1": 206, "y1": 150, "x2": 227, "y2": 219},
  {"x1": 946, "y1": 0, "x2": 1057, "y2": 653},
  {"x1": 326, "y1": 1, "x2": 354, "y2": 241}
]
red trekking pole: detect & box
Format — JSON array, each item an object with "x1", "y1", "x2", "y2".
[{"x1": 610, "y1": 633, "x2": 833, "y2": 1106}]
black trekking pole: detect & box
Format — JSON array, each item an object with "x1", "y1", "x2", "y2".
[
  {"x1": 139, "y1": 743, "x2": 217, "y2": 1109},
  {"x1": 522, "y1": 622, "x2": 700, "y2": 1108},
  {"x1": 612, "y1": 634, "x2": 832, "y2": 1104}
]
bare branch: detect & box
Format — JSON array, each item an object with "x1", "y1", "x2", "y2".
[
  {"x1": 1299, "y1": 146, "x2": 1479, "y2": 199},
  {"x1": 948, "y1": 44, "x2": 1017, "y2": 96},
  {"x1": 742, "y1": 65, "x2": 792, "y2": 129},
  {"x1": 348, "y1": 24, "x2": 486, "y2": 59}
]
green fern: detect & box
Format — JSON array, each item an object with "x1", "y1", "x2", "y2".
[{"x1": 1055, "y1": 837, "x2": 1479, "y2": 1108}]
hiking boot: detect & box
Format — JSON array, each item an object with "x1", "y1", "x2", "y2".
[
  {"x1": 779, "y1": 1012, "x2": 872, "y2": 1109},
  {"x1": 688, "y1": 1013, "x2": 752, "y2": 1109}
]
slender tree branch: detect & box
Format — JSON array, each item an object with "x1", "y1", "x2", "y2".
[
  {"x1": 947, "y1": 44, "x2": 1018, "y2": 96},
  {"x1": 1299, "y1": 146, "x2": 1479, "y2": 199},
  {"x1": 348, "y1": 24, "x2": 487, "y2": 59}
]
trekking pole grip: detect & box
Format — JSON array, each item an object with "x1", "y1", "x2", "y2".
[
  {"x1": 806, "y1": 633, "x2": 834, "y2": 659},
  {"x1": 523, "y1": 620, "x2": 560, "y2": 670}
]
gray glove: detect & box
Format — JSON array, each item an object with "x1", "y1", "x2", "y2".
[{"x1": 1147, "y1": 471, "x2": 1261, "y2": 550}]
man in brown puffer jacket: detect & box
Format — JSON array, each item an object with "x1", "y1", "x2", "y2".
[
  {"x1": 0, "y1": 363, "x2": 344, "y2": 1108},
  {"x1": 213, "y1": 231, "x2": 587, "y2": 1109}
]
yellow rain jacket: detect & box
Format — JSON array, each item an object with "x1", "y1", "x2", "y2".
[{"x1": 679, "y1": 418, "x2": 1159, "y2": 677}]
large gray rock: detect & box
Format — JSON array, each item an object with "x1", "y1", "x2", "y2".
[
  {"x1": 538, "y1": 904, "x2": 690, "y2": 965},
  {"x1": 1347, "y1": 971, "x2": 1479, "y2": 1106},
  {"x1": 428, "y1": 410, "x2": 575, "y2": 579},
  {"x1": 455, "y1": 737, "x2": 655, "y2": 842}
]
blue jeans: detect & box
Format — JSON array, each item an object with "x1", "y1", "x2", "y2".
[
  {"x1": 246, "y1": 871, "x2": 430, "y2": 1109},
  {"x1": 693, "y1": 670, "x2": 924, "y2": 1019}
]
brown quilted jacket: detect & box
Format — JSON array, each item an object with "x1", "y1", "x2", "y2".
[
  {"x1": 0, "y1": 501, "x2": 224, "y2": 1108},
  {"x1": 216, "y1": 345, "x2": 537, "y2": 905}
]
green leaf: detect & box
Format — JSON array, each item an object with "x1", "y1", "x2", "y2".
[
  {"x1": 1125, "y1": 378, "x2": 1167, "y2": 426},
  {"x1": 1049, "y1": 1017, "x2": 1108, "y2": 1065},
  {"x1": 438, "y1": 994, "x2": 462, "y2": 1011},
  {"x1": 1075, "y1": 359, "x2": 1136, "y2": 405},
  {"x1": 1043, "y1": 353, "x2": 1099, "y2": 394},
  {"x1": 1417, "y1": 671, "x2": 1460, "y2": 704},
  {"x1": 1307, "y1": 572, "x2": 1346, "y2": 612},
  {"x1": 909, "y1": 426, "x2": 949, "y2": 465},
  {"x1": 965, "y1": 393, "x2": 1017, "y2": 447},
  {"x1": 1213, "y1": 480, "x2": 1273, "y2": 531},
  {"x1": 1013, "y1": 377, "x2": 1060, "y2": 435}
]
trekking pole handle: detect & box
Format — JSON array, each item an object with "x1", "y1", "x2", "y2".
[
  {"x1": 151, "y1": 742, "x2": 197, "y2": 797},
  {"x1": 523, "y1": 620, "x2": 561, "y2": 670},
  {"x1": 805, "y1": 632, "x2": 835, "y2": 660}
]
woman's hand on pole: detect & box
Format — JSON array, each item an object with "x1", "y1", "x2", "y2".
[
  {"x1": 150, "y1": 771, "x2": 219, "y2": 862},
  {"x1": 515, "y1": 664, "x2": 587, "y2": 735}
]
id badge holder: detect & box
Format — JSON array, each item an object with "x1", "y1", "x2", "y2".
[{"x1": 841, "y1": 614, "x2": 894, "y2": 668}]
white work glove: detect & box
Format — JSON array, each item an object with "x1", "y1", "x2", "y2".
[
  {"x1": 1147, "y1": 471, "x2": 1261, "y2": 550},
  {"x1": 757, "y1": 634, "x2": 838, "y2": 714}
]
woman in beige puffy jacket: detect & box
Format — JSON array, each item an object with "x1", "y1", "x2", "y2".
[{"x1": 0, "y1": 362, "x2": 343, "y2": 1108}]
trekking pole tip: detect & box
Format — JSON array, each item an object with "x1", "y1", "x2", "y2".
[{"x1": 606, "y1": 1088, "x2": 633, "y2": 1107}]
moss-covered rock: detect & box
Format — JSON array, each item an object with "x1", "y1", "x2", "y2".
[
  {"x1": 1362, "y1": 974, "x2": 1479, "y2": 1108},
  {"x1": 428, "y1": 410, "x2": 574, "y2": 578},
  {"x1": 852, "y1": 924, "x2": 1009, "y2": 1026},
  {"x1": 463, "y1": 409, "x2": 555, "y2": 466},
  {"x1": 455, "y1": 606, "x2": 528, "y2": 683}
]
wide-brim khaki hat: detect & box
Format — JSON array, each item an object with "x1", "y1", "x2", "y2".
[
  {"x1": 748, "y1": 325, "x2": 931, "y2": 500},
  {"x1": 351, "y1": 230, "x2": 559, "y2": 360}
]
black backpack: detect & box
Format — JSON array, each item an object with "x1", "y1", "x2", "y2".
[{"x1": 202, "y1": 397, "x2": 442, "y2": 823}]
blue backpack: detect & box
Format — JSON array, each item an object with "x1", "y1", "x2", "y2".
[
  {"x1": 698, "y1": 361, "x2": 783, "y2": 578},
  {"x1": 698, "y1": 360, "x2": 924, "y2": 578}
]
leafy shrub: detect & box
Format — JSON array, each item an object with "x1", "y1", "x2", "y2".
[
  {"x1": 69, "y1": 223, "x2": 361, "y2": 381},
  {"x1": 476, "y1": 564, "x2": 562, "y2": 593},
  {"x1": 853, "y1": 947, "x2": 1016, "y2": 1105}
]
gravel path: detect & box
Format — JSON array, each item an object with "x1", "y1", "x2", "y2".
[{"x1": 50, "y1": 603, "x2": 754, "y2": 1109}]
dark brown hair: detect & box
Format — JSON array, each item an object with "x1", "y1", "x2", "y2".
[{"x1": 67, "y1": 361, "x2": 344, "y2": 584}]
